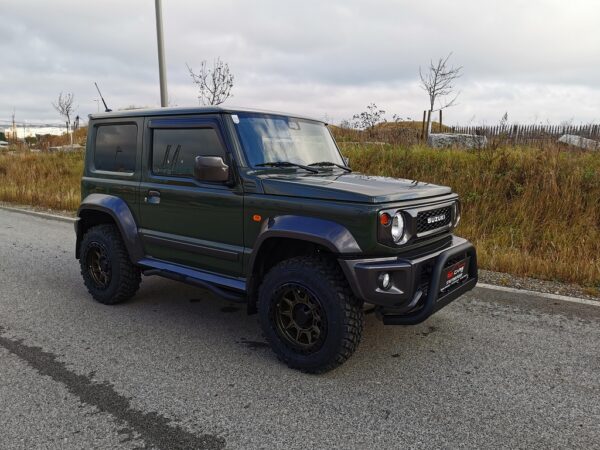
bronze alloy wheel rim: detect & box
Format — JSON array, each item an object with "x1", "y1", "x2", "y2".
[
  {"x1": 273, "y1": 283, "x2": 327, "y2": 353},
  {"x1": 86, "y1": 242, "x2": 111, "y2": 289}
]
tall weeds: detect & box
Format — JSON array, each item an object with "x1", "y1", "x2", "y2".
[
  {"x1": 1, "y1": 145, "x2": 598, "y2": 287},
  {"x1": 0, "y1": 152, "x2": 82, "y2": 211}
]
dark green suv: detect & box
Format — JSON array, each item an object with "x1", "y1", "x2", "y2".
[{"x1": 75, "y1": 106, "x2": 477, "y2": 373}]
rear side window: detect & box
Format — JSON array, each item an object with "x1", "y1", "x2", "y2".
[
  {"x1": 152, "y1": 128, "x2": 226, "y2": 177},
  {"x1": 94, "y1": 124, "x2": 137, "y2": 173}
]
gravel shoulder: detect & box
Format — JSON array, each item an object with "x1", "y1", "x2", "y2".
[
  {"x1": 0, "y1": 201, "x2": 76, "y2": 218},
  {"x1": 479, "y1": 269, "x2": 599, "y2": 301}
]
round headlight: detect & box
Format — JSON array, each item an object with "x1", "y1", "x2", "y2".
[{"x1": 391, "y1": 212, "x2": 405, "y2": 243}]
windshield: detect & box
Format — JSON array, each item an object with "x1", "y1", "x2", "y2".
[{"x1": 233, "y1": 113, "x2": 345, "y2": 168}]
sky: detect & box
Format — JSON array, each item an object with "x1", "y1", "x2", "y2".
[{"x1": 1, "y1": 0, "x2": 599, "y2": 130}]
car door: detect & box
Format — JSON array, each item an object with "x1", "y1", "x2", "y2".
[{"x1": 138, "y1": 115, "x2": 244, "y2": 277}]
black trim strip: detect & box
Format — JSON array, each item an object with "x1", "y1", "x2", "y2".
[
  {"x1": 138, "y1": 258, "x2": 246, "y2": 292},
  {"x1": 140, "y1": 232, "x2": 239, "y2": 262}
]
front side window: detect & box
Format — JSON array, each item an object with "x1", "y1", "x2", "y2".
[
  {"x1": 94, "y1": 124, "x2": 137, "y2": 173},
  {"x1": 234, "y1": 114, "x2": 344, "y2": 168},
  {"x1": 152, "y1": 128, "x2": 226, "y2": 177}
]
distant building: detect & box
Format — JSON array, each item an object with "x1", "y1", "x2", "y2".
[{"x1": 1, "y1": 126, "x2": 65, "y2": 140}]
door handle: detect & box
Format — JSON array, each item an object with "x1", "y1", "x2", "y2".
[{"x1": 145, "y1": 190, "x2": 161, "y2": 205}]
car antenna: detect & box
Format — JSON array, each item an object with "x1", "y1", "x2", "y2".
[{"x1": 94, "y1": 82, "x2": 112, "y2": 112}]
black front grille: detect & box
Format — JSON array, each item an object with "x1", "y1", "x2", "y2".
[
  {"x1": 416, "y1": 206, "x2": 452, "y2": 234},
  {"x1": 417, "y1": 253, "x2": 468, "y2": 301}
]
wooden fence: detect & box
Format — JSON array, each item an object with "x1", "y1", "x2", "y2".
[{"x1": 450, "y1": 124, "x2": 600, "y2": 143}]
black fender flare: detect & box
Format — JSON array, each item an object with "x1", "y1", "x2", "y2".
[
  {"x1": 76, "y1": 194, "x2": 144, "y2": 262},
  {"x1": 248, "y1": 215, "x2": 362, "y2": 275}
]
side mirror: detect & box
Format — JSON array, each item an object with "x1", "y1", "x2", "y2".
[{"x1": 194, "y1": 156, "x2": 230, "y2": 182}]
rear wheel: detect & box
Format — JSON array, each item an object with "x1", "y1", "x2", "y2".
[
  {"x1": 258, "y1": 256, "x2": 364, "y2": 373},
  {"x1": 79, "y1": 224, "x2": 141, "y2": 304}
]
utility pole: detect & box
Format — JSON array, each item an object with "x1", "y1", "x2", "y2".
[
  {"x1": 11, "y1": 109, "x2": 16, "y2": 143},
  {"x1": 154, "y1": 0, "x2": 168, "y2": 107}
]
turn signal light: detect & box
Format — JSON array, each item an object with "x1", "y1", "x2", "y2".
[
  {"x1": 380, "y1": 213, "x2": 391, "y2": 226},
  {"x1": 252, "y1": 214, "x2": 262, "y2": 222}
]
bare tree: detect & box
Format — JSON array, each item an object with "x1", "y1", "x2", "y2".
[
  {"x1": 52, "y1": 92, "x2": 76, "y2": 147},
  {"x1": 339, "y1": 119, "x2": 353, "y2": 130},
  {"x1": 352, "y1": 103, "x2": 386, "y2": 137},
  {"x1": 186, "y1": 58, "x2": 234, "y2": 106},
  {"x1": 419, "y1": 53, "x2": 462, "y2": 137}
]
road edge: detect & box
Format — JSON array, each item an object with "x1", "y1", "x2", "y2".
[
  {"x1": 1, "y1": 203, "x2": 598, "y2": 307},
  {"x1": 0, "y1": 205, "x2": 76, "y2": 224},
  {"x1": 475, "y1": 283, "x2": 599, "y2": 307}
]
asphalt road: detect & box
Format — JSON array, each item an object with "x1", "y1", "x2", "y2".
[{"x1": 1, "y1": 208, "x2": 599, "y2": 450}]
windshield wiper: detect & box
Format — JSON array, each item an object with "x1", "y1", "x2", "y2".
[
  {"x1": 308, "y1": 161, "x2": 352, "y2": 173},
  {"x1": 255, "y1": 161, "x2": 319, "y2": 173}
]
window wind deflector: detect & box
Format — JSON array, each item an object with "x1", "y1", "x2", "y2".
[
  {"x1": 148, "y1": 118, "x2": 217, "y2": 129},
  {"x1": 308, "y1": 161, "x2": 352, "y2": 172},
  {"x1": 255, "y1": 161, "x2": 319, "y2": 173}
]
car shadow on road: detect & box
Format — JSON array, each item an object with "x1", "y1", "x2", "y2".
[{"x1": 110, "y1": 275, "x2": 472, "y2": 378}]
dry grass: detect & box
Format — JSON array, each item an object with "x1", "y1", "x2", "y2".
[
  {"x1": 1, "y1": 143, "x2": 598, "y2": 288},
  {"x1": 0, "y1": 151, "x2": 83, "y2": 211},
  {"x1": 330, "y1": 121, "x2": 449, "y2": 145},
  {"x1": 342, "y1": 142, "x2": 600, "y2": 287}
]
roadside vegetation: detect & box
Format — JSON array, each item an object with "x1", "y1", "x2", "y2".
[
  {"x1": 341, "y1": 142, "x2": 600, "y2": 289},
  {"x1": 0, "y1": 133, "x2": 598, "y2": 289},
  {"x1": 0, "y1": 151, "x2": 82, "y2": 211}
]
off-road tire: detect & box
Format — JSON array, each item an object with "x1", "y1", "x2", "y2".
[
  {"x1": 79, "y1": 224, "x2": 141, "y2": 305},
  {"x1": 258, "y1": 256, "x2": 364, "y2": 373}
]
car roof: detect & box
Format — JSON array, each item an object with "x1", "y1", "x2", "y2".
[{"x1": 89, "y1": 105, "x2": 324, "y2": 123}]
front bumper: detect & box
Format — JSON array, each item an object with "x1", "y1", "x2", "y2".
[{"x1": 339, "y1": 236, "x2": 477, "y2": 325}]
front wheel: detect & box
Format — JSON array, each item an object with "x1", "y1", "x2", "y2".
[{"x1": 258, "y1": 256, "x2": 364, "y2": 373}]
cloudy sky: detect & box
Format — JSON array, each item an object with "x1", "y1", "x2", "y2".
[{"x1": 1, "y1": 0, "x2": 599, "y2": 128}]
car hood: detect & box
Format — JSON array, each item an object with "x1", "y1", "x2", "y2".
[{"x1": 260, "y1": 172, "x2": 452, "y2": 203}]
